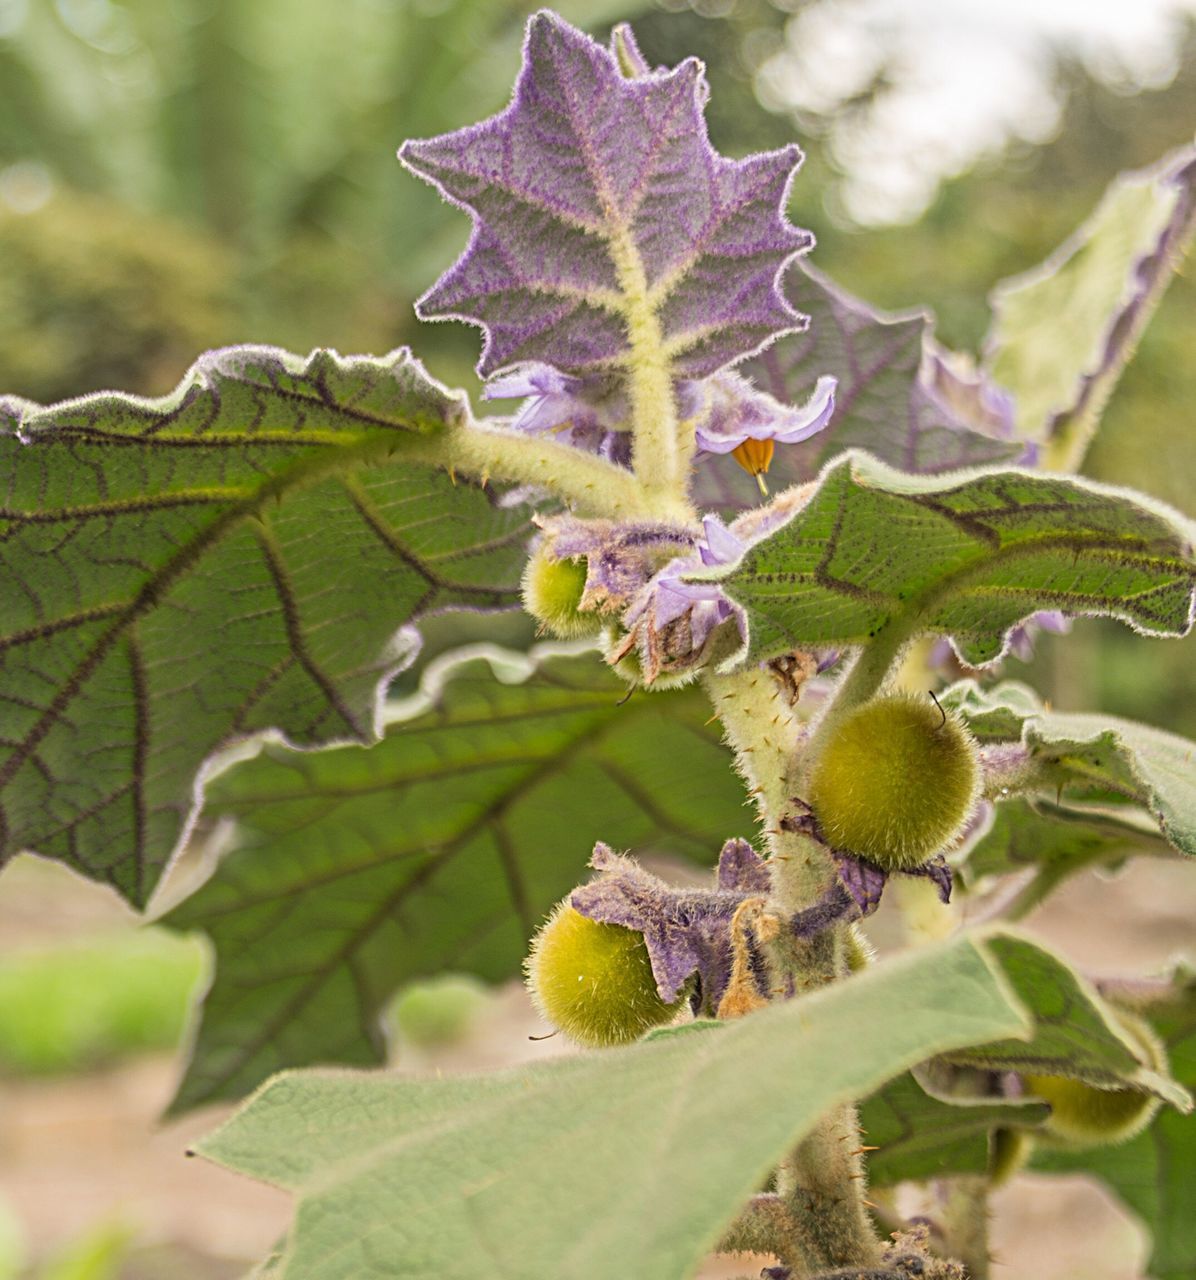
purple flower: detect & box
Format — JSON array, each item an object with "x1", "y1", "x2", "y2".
[
  {"x1": 613, "y1": 486, "x2": 821, "y2": 684},
  {"x1": 615, "y1": 515, "x2": 748, "y2": 682},
  {"x1": 694, "y1": 372, "x2": 836, "y2": 492},
  {"x1": 538, "y1": 514, "x2": 697, "y2": 615},
  {"x1": 1007, "y1": 609, "x2": 1071, "y2": 662},
  {"x1": 483, "y1": 365, "x2": 633, "y2": 466}
]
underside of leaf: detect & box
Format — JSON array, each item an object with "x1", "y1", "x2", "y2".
[
  {"x1": 0, "y1": 346, "x2": 528, "y2": 906},
  {"x1": 163, "y1": 645, "x2": 748, "y2": 1112},
  {"x1": 398, "y1": 12, "x2": 810, "y2": 382}
]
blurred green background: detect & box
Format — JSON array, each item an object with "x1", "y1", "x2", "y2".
[{"x1": 0, "y1": 1, "x2": 1193, "y2": 1275}]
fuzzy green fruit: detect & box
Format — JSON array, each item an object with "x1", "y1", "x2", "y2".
[
  {"x1": 521, "y1": 548, "x2": 601, "y2": 639},
  {"x1": 1022, "y1": 1075, "x2": 1160, "y2": 1149},
  {"x1": 1024, "y1": 1013, "x2": 1165, "y2": 1149},
  {"x1": 806, "y1": 693, "x2": 979, "y2": 869},
  {"x1": 524, "y1": 903, "x2": 682, "y2": 1047}
]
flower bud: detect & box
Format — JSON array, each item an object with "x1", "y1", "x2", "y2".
[{"x1": 521, "y1": 548, "x2": 602, "y2": 639}]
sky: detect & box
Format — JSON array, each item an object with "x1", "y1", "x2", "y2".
[{"x1": 757, "y1": 0, "x2": 1196, "y2": 223}]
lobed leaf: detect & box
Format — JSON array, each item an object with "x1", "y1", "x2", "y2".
[
  {"x1": 0, "y1": 345, "x2": 530, "y2": 907},
  {"x1": 695, "y1": 266, "x2": 1022, "y2": 514},
  {"x1": 705, "y1": 451, "x2": 1196, "y2": 667},
  {"x1": 164, "y1": 646, "x2": 749, "y2": 1113},
  {"x1": 398, "y1": 12, "x2": 809, "y2": 381},
  {"x1": 195, "y1": 933, "x2": 1028, "y2": 1280},
  {"x1": 984, "y1": 145, "x2": 1196, "y2": 467},
  {"x1": 1034, "y1": 969, "x2": 1196, "y2": 1280},
  {"x1": 947, "y1": 678, "x2": 1196, "y2": 859}
]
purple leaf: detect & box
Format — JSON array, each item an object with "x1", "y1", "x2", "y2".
[
  {"x1": 399, "y1": 12, "x2": 811, "y2": 381},
  {"x1": 695, "y1": 265, "x2": 1021, "y2": 513}
]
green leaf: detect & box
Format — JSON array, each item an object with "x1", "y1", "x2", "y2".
[
  {"x1": 195, "y1": 932, "x2": 1029, "y2": 1280},
  {"x1": 164, "y1": 646, "x2": 750, "y2": 1113},
  {"x1": 0, "y1": 345, "x2": 531, "y2": 907},
  {"x1": 1034, "y1": 969, "x2": 1196, "y2": 1280},
  {"x1": 946, "y1": 678, "x2": 1196, "y2": 859},
  {"x1": 708, "y1": 451, "x2": 1196, "y2": 667},
  {"x1": 860, "y1": 1071, "x2": 1047, "y2": 1188},
  {"x1": 956, "y1": 800, "x2": 1162, "y2": 919},
  {"x1": 944, "y1": 935, "x2": 1191, "y2": 1111},
  {"x1": 985, "y1": 146, "x2": 1196, "y2": 469}
]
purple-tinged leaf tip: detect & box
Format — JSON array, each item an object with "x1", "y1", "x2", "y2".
[
  {"x1": 398, "y1": 11, "x2": 811, "y2": 381},
  {"x1": 717, "y1": 836, "x2": 770, "y2": 893},
  {"x1": 609, "y1": 22, "x2": 652, "y2": 78},
  {"x1": 832, "y1": 851, "x2": 888, "y2": 917}
]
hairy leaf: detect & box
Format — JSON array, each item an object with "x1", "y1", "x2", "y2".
[
  {"x1": 1035, "y1": 969, "x2": 1196, "y2": 1280},
  {"x1": 860, "y1": 1071, "x2": 1047, "y2": 1188},
  {"x1": 947, "y1": 679, "x2": 1196, "y2": 858},
  {"x1": 956, "y1": 801, "x2": 1166, "y2": 919},
  {"x1": 398, "y1": 12, "x2": 809, "y2": 381},
  {"x1": 705, "y1": 451, "x2": 1196, "y2": 667},
  {"x1": 985, "y1": 145, "x2": 1196, "y2": 466},
  {"x1": 0, "y1": 345, "x2": 530, "y2": 907},
  {"x1": 695, "y1": 266, "x2": 1022, "y2": 514},
  {"x1": 195, "y1": 933, "x2": 1028, "y2": 1280},
  {"x1": 944, "y1": 935, "x2": 1190, "y2": 1110},
  {"x1": 164, "y1": 647, "x2": 749, "y2": 1112}
]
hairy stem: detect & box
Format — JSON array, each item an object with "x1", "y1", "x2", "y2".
[
  {"x1": 705, "y1": 664, "x2": 882, "y2": 1273},
  {"x1": 936, "y1": 1176, "x2": 991, "y2": 1279},
  {"x1": 409, "y1": 420, "x2": 653, "y2": 519},
  {"x1": 703, "y1": 666, "x2": 802, "y2": 829},
  {"x1": 777, "y1": 1107, "x2": 881, "y2": 1274},
  {"x1": 800, "y1": 623, "x2": 912, "y2": 777}
]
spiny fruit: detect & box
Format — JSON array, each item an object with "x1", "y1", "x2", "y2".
[
  {"x1": 805, "y1": 693, "x2": 979, "y2": 869},
  {"x1": 524, "y1": 903, "x2": 683, "y2": 1047},
  {"x1": 521, "y1": 547, "x2": 602, "y2": 639},
  {"x1": 1023, "y1": 1012, "x2": 1165, "y2": 1149}
]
